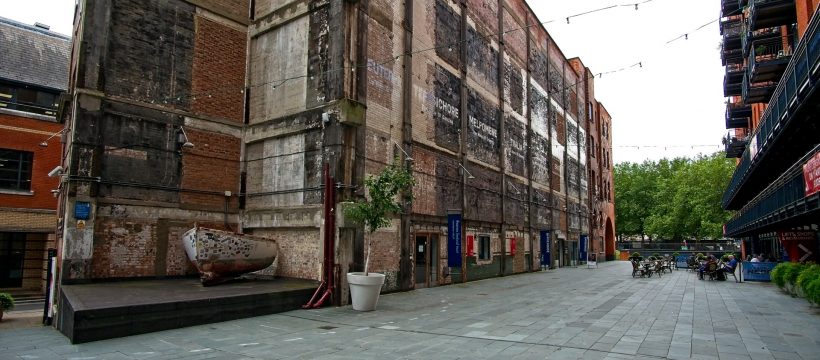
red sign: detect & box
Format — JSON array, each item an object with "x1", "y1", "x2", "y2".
[
  {"x1": 466, "y1": 235, "x2": 474, "y2": 256},
  {"x1": 778, "y1": 231, "x2": 817, "y2": 262},
  {"x1": 804, "y1": 152, "x2": 820, "y2": 197}
]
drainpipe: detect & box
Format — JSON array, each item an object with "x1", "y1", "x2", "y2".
[{"x1": 399, "y1": 0, "x2": 414, "y2": 292}]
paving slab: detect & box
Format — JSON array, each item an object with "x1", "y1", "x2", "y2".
[{"x1": 2, "y1": 261, "x2": 820, "y2": 359}]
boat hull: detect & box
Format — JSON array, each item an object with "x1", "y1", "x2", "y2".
[{"x1": 183, "y1": 227, "x2": 278, "y2": 286}]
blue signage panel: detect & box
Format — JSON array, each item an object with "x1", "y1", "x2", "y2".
[
  {"x1": 579, "y1": 235, "x2": 588, "y2": 261},
  {"x1": 447, "y1": 213, "x2": 462, "y2": 267},
  {"x1": 675, "y1": 255, "x2": 689, "y2": 269},
  {"x1": 540, "y1": 230, "x2": 550, "y2": 267},
  {"x1": 74, "y1": 201, "x2": 91, "y2": 220},
  {"x1": 742, "y1": 261, "x2": 776, "y2": 281}
]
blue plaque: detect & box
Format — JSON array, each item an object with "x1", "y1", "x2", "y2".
[
  {"x1": 74, "y1": 202, "x2": 91, "y2": 220},
  {"x1": 447, "y1": 212, "x2": 462, "y2": 267},
  {"x1": 540, "y1": 230, "x2": 550, "y2": 266}
]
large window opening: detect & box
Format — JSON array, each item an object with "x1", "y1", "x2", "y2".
[{"x1": 0, "y1": 148, "x2": 34, "y2": 192}]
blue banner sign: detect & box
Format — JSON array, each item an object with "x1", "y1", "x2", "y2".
[
  {"x1": 540, "y1": 230, "x2": 550, "y2": 267},
  {"x1": 742, "y1": 261, "x2": 776, "y2": 281},
  {"x1": 447, "y1": 213, "x2": 462, "y2": 267},
  {"x1": 579, "y1": 235, "x2": 588, "y2": 261},
  {"x1": 676, "y1": 255, "x2": 689, "y2": 269}
]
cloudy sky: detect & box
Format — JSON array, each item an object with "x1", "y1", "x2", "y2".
[{"x1": 3, "y1": 0, "x2": 726, "y2": 164}]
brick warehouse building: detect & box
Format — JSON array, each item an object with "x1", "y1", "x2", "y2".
[
  {"x1": 719, "y1": 0, "x2": 819, "y2": 260},
  {"x1": 57, "y1": 0, "x2": 615, "y2": 302},
  {"x1": 0, "y1": 17, "x2": 69, "y2": 294}
]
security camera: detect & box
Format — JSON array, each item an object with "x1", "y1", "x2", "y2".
[{"x1": 48, "y1": 166, "x2": 64, "y2": 178}]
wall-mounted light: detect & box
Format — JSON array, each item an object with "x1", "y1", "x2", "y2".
[
  {"x1": 38, "y1": 128, "x2": 68, "y2": 147},
  {"x1": 47, "y1": 166, "x2": 64, "y2": 178},
  {"x1": 393, "y1": 141, "x2": 413, "y2": 162},
  {"x1": 507, "y1": 182, "x2": 522, "y2": 195},
  {"x1": 458, "y1": 163, "x2": 475, "y2": 179},
  {"x1": 178, "y1": 127, "x2": 194, "y2": 148}
]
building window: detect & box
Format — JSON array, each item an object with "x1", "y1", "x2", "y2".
[
  {"x1": 0, "y1": 149, "x2": 33, "y2": 192},
  {"x1": 478, "y1": 235, "x2": 491, "y2": 260},
  {"x1": 0, "y1": 81, "x2": 59, "y2": 116}
]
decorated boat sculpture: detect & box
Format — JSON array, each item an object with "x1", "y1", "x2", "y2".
[{"x1": 182, "y1": 226, "x2": 279, "y2": 286}]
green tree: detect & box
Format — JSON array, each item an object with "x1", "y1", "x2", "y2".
[
  {"x1": 345, "y1": 158, "x2": 415, "y2": 275},
  {"x1": 615, "y1": 152, "x2": 734, "y2": 242}
]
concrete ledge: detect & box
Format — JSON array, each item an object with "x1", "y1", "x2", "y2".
[{"x1": 56, "y1": 277, "x2": 317, "y2": 344}]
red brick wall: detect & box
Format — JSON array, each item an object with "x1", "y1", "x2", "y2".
[
  {"x1": 92, "y1": 219, "x2": 157, "y2": 278},
  {"x1": 180, "y1": 128, "x2": 241, "y2": 210},
  {"x1": 191, "y1": 15, "x2": 247, "y2": 123},
  {"x1": 0, "y1": 112, "x2": 62, "y2": 210},
  {"x1": 796, "y1": 0, "x2": 820, "y2": 38}
]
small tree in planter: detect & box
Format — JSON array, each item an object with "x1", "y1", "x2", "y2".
[
  {"x1": 0, "y1": 293, "x2": 14, "y2": 322},
  {"x1": 344, "y1": 157, "x2": 415, "y2": 310}
]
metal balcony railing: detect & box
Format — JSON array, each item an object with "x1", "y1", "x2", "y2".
[
  {"x1": 749, "y1": 0, "x2": 797, "y2": 31},
  {"x1": 742, "y1": 71, "x2": 776, "y2": 104},
  {"x1": 748, "y1": 38, "x2": 792, "y2": 83},
  {"x1": 725, "y1": 145, "x2": 819, "y2": 236},
  {"x1": 721, "y1": 10, "x2": 820, "y2": 209},
  {"x1": 743, "y1": 26, "x2": 783, "y2": 55},
  {"x1": 725, "y1": 100, "x2": 751, "y2": 129}
]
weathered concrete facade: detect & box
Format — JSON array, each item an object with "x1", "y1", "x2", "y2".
[
  {"x1": 58, "y1": 0, "x2": 616, "y2": 303},
  {"x1": 59, "y1": 0, "x2": 248, "y2": 282}
]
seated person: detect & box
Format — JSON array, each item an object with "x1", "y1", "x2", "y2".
[
  {"x1": 698, "y1": 255, "x2": 717, "y2": 279},
  {"x1": 750, "y1": 254, "x2": 761, "y2": 262},
  {"x1": 723, "y1": 255, "x2": 737, "y2": 273}
]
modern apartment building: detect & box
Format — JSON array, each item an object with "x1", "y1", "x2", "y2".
[
  {"x1": 0, "y1": 17, "x2": 70, "y2": 294},
  {"x1": 720, "y1": 0, "x2": 819, "y2": 261},
  {"x1": 57, "y1": 0, "x2": 616, "y2": 304}
]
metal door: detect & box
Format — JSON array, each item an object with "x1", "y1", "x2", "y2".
[
  {"x1": 415, "y1": 234, "x2": 439, "y2": 288},
  {"x1": 0, "y1": 233, "x2": 25, "y2": 287}
]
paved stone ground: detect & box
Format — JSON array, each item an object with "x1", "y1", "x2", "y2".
[{"x1": 1, "y1": 261, "x2": 819, "y2": 359}]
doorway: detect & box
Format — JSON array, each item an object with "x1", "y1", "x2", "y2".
[
  {"x1": 414, "y1": 233, "x2": 439, "y2": 288},
  {"x1": 0, "y1": 232, "x2": 26, "y2": 288}
]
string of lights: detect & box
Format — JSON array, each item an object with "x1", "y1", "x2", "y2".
[{"x1": 143, "y1": 0, "x2": 717, "y2": 105}]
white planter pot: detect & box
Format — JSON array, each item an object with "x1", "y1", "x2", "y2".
[{"x1": 347, "y1": 272, "x2": 386, "y2": 311}]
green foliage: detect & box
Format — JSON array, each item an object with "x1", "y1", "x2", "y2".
[
  {"x1": 672, "y1": 252, "x2": 680, "y2": 257},
  {"x1": 345, "y1": 158, "x2": 415, "y2": 275},
  {"x1": 797, "y1": 264, "x2": 820, "y2": 291},
  {"x1": 784, "y1": 263, "x2": 806, "y2": 287},
  {"x1": 345, "y1": 158, "x2": 416, "y2": 234},
  {"x1": 771, "y1": 262, "x2": 789, "y2": 288},
  {"x1": 795, "y1": 263, "x2": 820, "y2": 304},
  {"x1": 804, "y1": 277, "x2": 820, "y2": 305},
  {"x1": 652, "y1": 253, "x2": 661, "y2": 258},
  {"x1": 0, "y1": 293, "x2": 13, "y2": 312},
  {"x1": 696, "y1": 253, "x2": 705, "y2": 260},
  {"x1": 614, "y1": 153, "x2": 734, "y2": 240}
]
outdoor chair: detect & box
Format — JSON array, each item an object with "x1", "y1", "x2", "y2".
[
  {"x1": 705, "y1": 262, "x2": 719, "y2": 280},
  {"x1": 631, "y1": 260, "x2": 650, "y2": 278},
  {"x1": 653, "y1": 261, "x2": 664, "y2": 278},
  {"x1": 687, "y1": 258, "x2": 699, "y2": 272},
  {"x1": 724, "y1": 263, "x2": 739, "y2": 283},
  {"x1": 660, "y1": 259, "x2": 672, "y2": 273}
]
